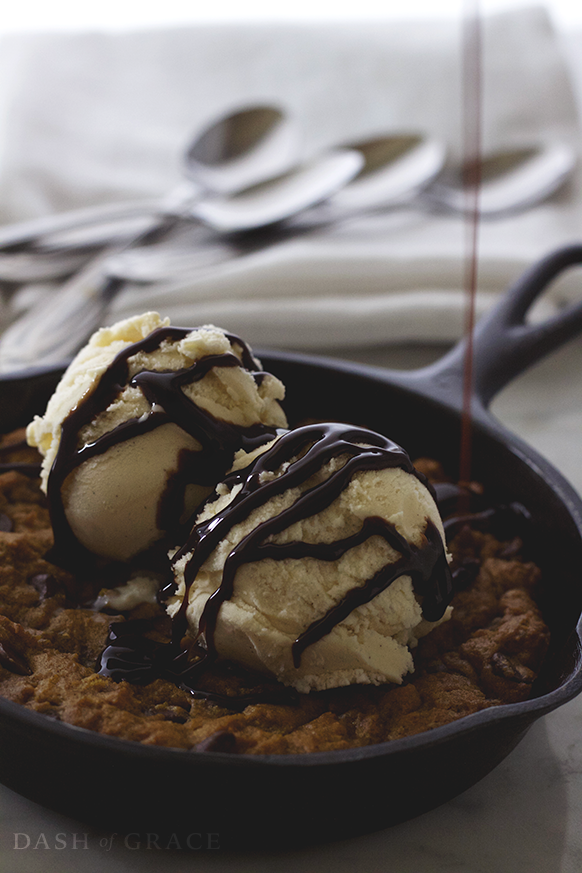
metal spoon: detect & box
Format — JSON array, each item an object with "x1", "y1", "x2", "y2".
[
  {"x1": 0, "y1": 146, "x2": 362, "y2": 372},
  {"x1": 318, "y1": 133, "x2": 446, "y2": 216},
  {"x1": 181, "y1": 104, "x2": 298, "y2": 196},
  {"x1": 0, "y1": 104, "x2": 298, "y2": 282}
]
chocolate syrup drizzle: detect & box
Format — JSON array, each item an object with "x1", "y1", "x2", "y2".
[
  {"x1": 164, "y1": 423, "x2": 453, "y2": 687},
  {"x1": 432, "y1": 480, "x2": 533, "y2": 592},
  {"x1": 46, "y1": 326, "x2": 281, "y2": 564}
]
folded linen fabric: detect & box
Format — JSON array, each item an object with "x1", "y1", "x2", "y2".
[{"x1": 0, "y1": 5, "x2": 579, "y2": 349}]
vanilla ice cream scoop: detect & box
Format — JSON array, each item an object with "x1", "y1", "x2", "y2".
[
  {"x1": 26, "y1": 312, "x2": 287, "y2": 562},
  {"x1": 167, "y1": 422, "x2": 453, "y2": 693}
]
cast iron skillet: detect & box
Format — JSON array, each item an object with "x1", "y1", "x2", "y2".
[{"x1": 0, "y1": 245, "x2": 582, "y2": 850}]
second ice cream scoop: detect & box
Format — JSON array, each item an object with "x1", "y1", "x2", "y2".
[{"x1": 167, "y1": 422, "x2": 453, "y2": 693}]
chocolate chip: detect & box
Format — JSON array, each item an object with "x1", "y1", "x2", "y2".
[
  {"x1": 491, "y1": 652, "x2": 529, "y2": 683},
  {"x1": 159, "y1": 705, "x2": 190, "y2": 725},
  {"x1": 452, "y1": 559, "x2": 480, "y2": 591},
  {"x1": 424, "y1": 658, "x2": 448, "y2": 674},
  {"x1": 195, "y1": 731, "x2": 237, "y2": 753},
  {"x1": 0, "y1": 641, "x2": 31, "y2": 676},
  {"x1": 29, "y1": 573, "x2": 59, "y2": 600},
  {"x1": 0, "y1": 513, "x2": 13, "y2": 532},
  {"x1": 498, "y1": 537, "x2": 522, "y2": 560}
]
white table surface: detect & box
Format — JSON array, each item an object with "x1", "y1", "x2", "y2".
[{"x1": 1, "y1": 335, "x2": 581, "y2": 873}]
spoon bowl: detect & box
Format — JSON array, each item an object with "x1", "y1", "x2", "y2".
[
  {"x1": 320, "y1": 133, "x2": 446, "y2": 215},
  {"x1": 190, "y1": 148, "x2": 364, "y2": 233},
  {"x1": 423, "y1": 141, "x2": 577, "y2": 217},
  {"x1": 184, "y1": 105, "x2": 297, "y2": 195}
]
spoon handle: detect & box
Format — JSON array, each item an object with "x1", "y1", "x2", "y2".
[
  {"x1": 0, "y1": 199, "x2": 161, "y2": 252},
  {"x1": 0, "y1": 250, "x2": 124, "y2": 372},
  {"x1": 0, "y1": 197, "x2": 211, "y2": 371}
]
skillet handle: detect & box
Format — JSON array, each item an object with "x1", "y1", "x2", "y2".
[{"x1": 407, "y1": 244, "x2": 582, "y2": 415}]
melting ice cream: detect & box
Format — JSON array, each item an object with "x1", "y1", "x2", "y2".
[{"x1": 167, "y1": 423, "x2": 452, "y2": 692}]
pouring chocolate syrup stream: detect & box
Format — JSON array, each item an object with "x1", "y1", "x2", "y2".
[
  {"x1": 459, "y1": 0, "x2": 482, "y2": 495},
  {"x1": 435, "y1": 1, "x2": 536, "y2": 593}
]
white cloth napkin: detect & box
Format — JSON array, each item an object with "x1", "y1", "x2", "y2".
[{"x1": 0, "y1": 5, "x2": 580, "y2": 350}]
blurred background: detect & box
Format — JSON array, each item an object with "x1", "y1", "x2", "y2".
[
  {"x1": 0, "y1": 0, "x2": 581, "y2": 364},
  {"x1": 0, "y1": 0, "x2": 581, "y2": 30}
]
